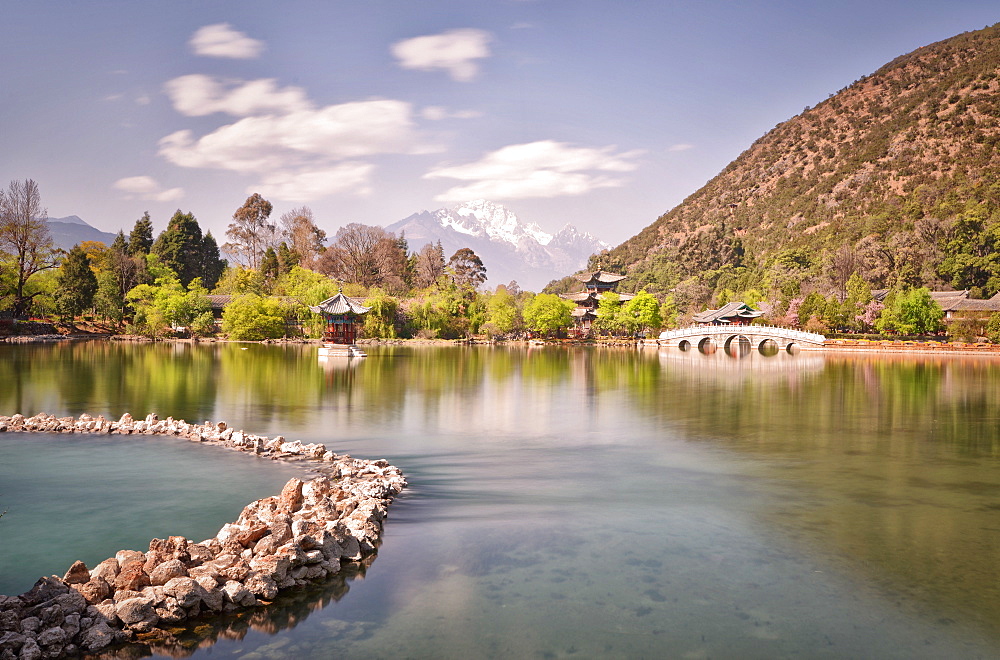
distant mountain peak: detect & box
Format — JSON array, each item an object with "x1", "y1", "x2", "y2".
[{"x1": 386, "y1": 200, "x2": 608, "y2": 291}]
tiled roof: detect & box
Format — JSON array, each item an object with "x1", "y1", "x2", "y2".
[
  {"x1": 574, "y1": 270, "x2": 627, "y2": 284},
  {"x1": 309, "y1": 293, "x2": 371, "y2": 315},
  {"x1": 692, "y1": 301, "x2": 763, "y2": 324}
]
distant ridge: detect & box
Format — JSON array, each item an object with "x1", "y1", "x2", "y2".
[{"x1": 45, "y1": 216, "x2": 117, "y2": 252}]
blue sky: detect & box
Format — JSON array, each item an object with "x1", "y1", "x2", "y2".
[{"x1": 2, "y1": 1, "x2": 999, "y2": 246}]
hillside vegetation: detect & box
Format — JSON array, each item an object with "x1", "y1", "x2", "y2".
[{"x1": 590, "y1": 22, "x2": 1000, "y2": 311}]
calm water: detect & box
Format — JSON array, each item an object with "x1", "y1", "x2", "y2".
[{"x1": 2, "y1": 341, "x2": 1000, "y2": 658}]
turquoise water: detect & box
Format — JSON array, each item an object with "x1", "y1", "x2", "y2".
[{"x1": 2, "y1": 342, "x2": 1000, "y2": 658}]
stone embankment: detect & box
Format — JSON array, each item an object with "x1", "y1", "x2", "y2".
[{"x1": 0, "y1": 412, "x2": 406, "y2": 659}]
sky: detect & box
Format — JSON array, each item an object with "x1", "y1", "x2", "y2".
[{"x1": 2, "y1": 1, "x2": 999, "y2": 247}]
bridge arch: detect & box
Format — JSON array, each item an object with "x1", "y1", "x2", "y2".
[
  {"x1": 678, "y1": 339, "x2": 691, "y2": 351},
  {"x1": 724, "y1": 334, "x2": 752, "y2": 358},
  {"x1": 697, "y1": 337, "x2": 716, "y2": 354}
]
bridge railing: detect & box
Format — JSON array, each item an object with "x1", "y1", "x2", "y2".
[{"x1": 657, "y1": 324, "x2": 826, "y2": 345}]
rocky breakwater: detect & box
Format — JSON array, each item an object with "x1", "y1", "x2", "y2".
[{"x1": 0, "y1": 412, "x2": 406, "y2": 658}]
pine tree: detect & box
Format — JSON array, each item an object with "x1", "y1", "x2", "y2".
[
  {"x1": 128, "y1": 212, "x2": 154, "y2": 257},
  {"x1": 54, "y1": 244, "x2": 97, "y2": 319}
]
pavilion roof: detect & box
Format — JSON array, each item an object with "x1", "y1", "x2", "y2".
[
  {"x1": 574, "y1": 270, "x2": 627, "y2": 285},
  {"x1": 692, "y1": 301, "x2": 763, "y2": 324},
  {"x1": 309, "y1": 293, "x2": 371, "y2": 316}
]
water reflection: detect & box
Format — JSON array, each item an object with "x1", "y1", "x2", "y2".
[{"x1": 4, "y1": 342, "x2": 1000, "y2": 657}]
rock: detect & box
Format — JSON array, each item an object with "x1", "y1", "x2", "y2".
[
  {"x1": 73, "y1": 578, "x2": 111, "y2": 605},
  {"x1": 149, "y1": 559, "x2": 188, "y2": 586},
  {"x1": 17, "y1": 637, "x2": 40, "y2": 660},
  {"x1": 35, "y1": 625, "x2": 67, "y2": 648},
  {"x1": 242, "y1": 573, "x2": 278, "y2": 601},
  {"x1": 115, "y1": 550, "x2": 145, "y2": 571},
  {"x1": 153, "y1": 598, "x2": 186, "y2": 624},
  {"x1": 18, "y1": 618, "x2": 39, "y2": 634},
  {"x1": 60, "y1": 613, "x2": 80, "y2": 639},
  {"x1": 221, "y1": 581, "x2": 256, "y2": 608},
  {"x1": 79, "y1": 620, "x2": 118, "y2": 652},
  {"x1": 21, "y1": 577, "x2": 68, "y2": 607},
  {"x1": 234, "y1": 523, "x2": 269, "y2": 548},
  {"x1": 278, "y1": 479, "x2": 304, "y2": 513},
  {"x1": 194, "y1": 578, "x2": 223, "y2": 612},
  {"x1": 54, "y1": 591, "x2": 87, "y2": 614},
  {"x1": 162, "y1": 578, "x2": 203, "y2": 610},
  {"x1": 89, "y1": 558, "x2": 120, "y2": 582},
  {"x1": 115, "y1": 597, "x2": 158, "y2": 631},
  {"x1": 249, "y1": 555, "x2": 291, "y2": 583},
  {"x1": 114, "y1": 565, "x2": 150, "y2": 592},
  {"x1": 62, "y1": 561, "x2": 90, "y2": 585}
]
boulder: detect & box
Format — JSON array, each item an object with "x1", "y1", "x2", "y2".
[
  {"x1": 89, "y1": 558, "x2": 120, "y2": 582},
  {"x1": 72, "y1": 578, "x2": 110, "y2": 606},
  {"x1": 221, "y1": 581, "x2": 256, "y2": 608},
  {"x1": 242, "y1": 573, "x2": 278, "y2": 601},
  {"x1": 79, "y1": 620, "x2": 118, "y2": 652},
  {"x1": 278, "y1": 479, "x2": 304, "y2": 513},
  {"x1": 149, "y1": 559, "x2": 188, "y2": 586},
  {"x1": 62, "y1": 561, "x2": 90, "y2": 585},
  {"x1": 115, "y1": 597, "x2": 158, "y2": 632},
  {"x1": 162, "y1": 578, "x2": 203, "y2": 610},
  {"x1": 114, "y1": 565, "x2": 150, "y2": 592}
]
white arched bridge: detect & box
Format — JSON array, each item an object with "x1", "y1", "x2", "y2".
[{"x1": 654, "y1": 325, "x2": 827, "y2": 353}]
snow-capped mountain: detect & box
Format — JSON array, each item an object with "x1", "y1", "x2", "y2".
[{"x1": 385, "y1": 200, "x2": 608, "y2": 291}]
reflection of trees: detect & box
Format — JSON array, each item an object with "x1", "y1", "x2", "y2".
[
  {"x1": 97, "y1": 559, "x2": 375, "y2": 659},
  {"x1": 642, "y1": 349, "x2": 1000, "y2": 636}
]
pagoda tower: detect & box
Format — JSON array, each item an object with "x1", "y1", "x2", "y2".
[{"x1": 561, "y1": 270, "x2": 632, "y2": 337}]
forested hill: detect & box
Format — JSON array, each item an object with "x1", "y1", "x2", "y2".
[{"x1": 590, "y1": 22, "x2": 1000, "y2": 308}]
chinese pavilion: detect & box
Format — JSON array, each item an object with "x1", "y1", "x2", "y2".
[
  {"x1": 561, "y1": 270, "x2": 633, "y2": 337},
  {"x1": 692, "y1": 301, "x2": 763, "y2": 326},
  {"x1": 309, "y1": 291, "x2": 371, "y2": 357}
]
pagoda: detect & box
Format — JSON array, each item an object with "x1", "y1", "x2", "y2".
[
  {"x1": 561, "y1": 270, "x2": 633, "y2": 337},
  {"x1": 309, "y1": 291, "x2": 371, "y2": 358}
]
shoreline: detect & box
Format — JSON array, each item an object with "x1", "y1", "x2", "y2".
[{"x1": 0, "y1": 412, "x2": 406, "y2": 658}]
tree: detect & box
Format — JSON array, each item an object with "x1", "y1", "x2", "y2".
[
  {"x1": 413, "y1": 241, "x2": 446, "y2": 288},
  {"x1": 221, "y1": 294, "x2": 286, "y2": 340},
  {"x1": 200, "y1": 232, "x2": 226, "y2": 290},
  {"x1": 875, "y1": 287, "x2": 944, "y2": 335},
  {"x1": 317, "y1": 223, "x2": 407, "y2": 289},
  {"x1": 0, "y1": 179, "x2": 59, "y2": 316},
  {"x1": 152, "y1": 210, "x2": 204, "y2": 287},
  {"x1": 128, "y1": 212, "x2": 154, "y2": 257},
  {"x1": 363, "y1": 288, "x2": 399, "y2": 338},
  {"x1": 95, "y1": 231, "x2": 141, "y2": 326},
  {"x1": 278, "y1": 206, "x2": 326, "y2": 268},
  {"x1": 593, "y1": 291, "x2": 625, "y2": 336},
  {"x1": 53, "y1": 245, "x2": 98, "y2": 319},
  {"x1": 448, "y1": 247, "x2": 487, "y2": 289},
  {"x1": 483, "y1": 287, "x2": 519, "y2": 337},
  {"x1": 523, "y1": 293, "x2": 573, "y2": 336},
  {"x1": 225, "y1": 193, "x2": 275, "y2": 270},
  {"x1": 621, "y1": 290, "x2": 664, "y2": 336},
  {"x1": 126, "y1": 257, "x2": 212, "y2": 337}
]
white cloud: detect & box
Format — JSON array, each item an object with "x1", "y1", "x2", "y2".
[
  {"x1": 254, "y1": 164, "x2": 375, "y2": 201},
  {"x1": 159, "y1": 99, "x2": 434, "y2": 201},
  {"x1": 164, "y1": 74, "x2": 312, "y2": 117},
  {"x1": 426, "y1": 140, "x2": 643, "y2": 201},
  {"x1": 668, "y1": 143, "x2": 694, "y2": 152},
  {"x1": 421, "y1": 106, "x2": 483, "y2": 121},
  {"x1": 135, "y1": 94, "x2": 151, "y2": 106},
  {"x1": 189, "y1": 23, "x2": 264, "y2": 59},
  {"x1": 113, "y1": 176, "x2": 184, "y2": 202},
  {"x1": 392, "y1": 29, "x2": 492, "y2": 82}
]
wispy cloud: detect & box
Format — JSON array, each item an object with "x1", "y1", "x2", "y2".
[
  {"x1": 426, "y1": 140, "x2": 643, "y2": 201},
  {"x1": 667, "y1": 143, "x2": 694, "y2": 152},
  {"x1": 164, "y1": 75, "x2": 312, "y2": 117},
  {"x1": 392, "y1": 29, "x2": 493, "y2": 82},
  {"x1": 113, "y1": 176, "x2": 184, "y2": 202},
  {"x1": 189, "y1": 23, "x2": 264, "y2": 59},
  {"x1": 159, "y1": 99, "x2": 436, "y2": 201},
  {"x1": 421, "y1": 106, "x2": 483, "y2": 121}
]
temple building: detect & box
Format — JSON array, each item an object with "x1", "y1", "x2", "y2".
[
  {"x1": 309, "y1": 291, "x2": 371, "y2": 357},
  {"x1": 562, "y1": 270, "x2": 633, "y2": 337},
  {"x1": 692, "y1": 301, "x2": 763, "y2": 326}
]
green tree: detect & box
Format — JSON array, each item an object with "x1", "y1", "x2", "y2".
[
  {"x1": 363, "y1": 288, "x2": 399, "y2": 338},
  {"x1": 221, "y1": 294, "x2": 286, "y2": 340},
  {"x1": 659, "y1": 294, "x2": 679, "y2": 329},
  {"x1": 126, "y1": 258, "x2": 212, "y2": 337},
  {"x1": 94, "y1": 231, "x2": 141, "y2": 327},
  {"x1": 128, "y1": 212, "x2": 154, "y2": 258},
  {"x1": 593, "y1": 291, "x2": 625, "y2": 336},
  {"x1": 152, "y1": 210, "x2": 205, "y2": 287},
  {"x1": 876, "y1": 287, "x2": 945, "y2": 335},
  {"x1": 483, "y1": 287, "x2": 519, "y2": 337},
  {"x1": 53, "y1": 244, "x2": 97, "y2": 319},
  {"x1": 200, "y1": 232, "x2": 226, "y2": 290},
  {"x1": 523, "y1": 293, "x2": 573, "y2": 336},
  {"x1": 621, "y1": 290, "x2": 664, "y2": 336},
  {"x1": 985, "y1": 312, "x2": 1000, "y2": 343}
]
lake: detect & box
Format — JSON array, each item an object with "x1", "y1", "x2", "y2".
[{"x1": 2, "y1": 341, "x2": 1000, "y2": 658}]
